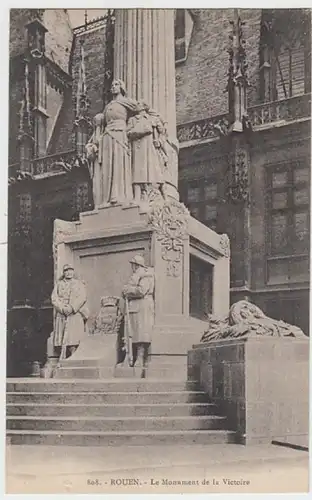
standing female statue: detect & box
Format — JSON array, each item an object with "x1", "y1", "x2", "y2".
[{"x1": 86, "y1": 80, "x2": 139, "y2": 207}]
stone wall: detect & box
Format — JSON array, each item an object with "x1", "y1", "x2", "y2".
[
  {"x1": 43, "y1": 10, "x2": 72, "y2": 73},
  {"x1": 9, "y1": 77, "x2": 24, "y2": 164},
  {"x1": 48, "y1": 24, "x2": 107, "y2": 155},
  {"x1": 9, "y1": 9, "x2": 36, "y2": 57},
  {"x1": 71, "y1": 26, "x2": 107, "y2": 119},
  {"x1": 175, "y1": 9, "x2": 262, "y2": 125},
  {"x1": 9, "y1": 9, "x2": 72, "y2": 73}
]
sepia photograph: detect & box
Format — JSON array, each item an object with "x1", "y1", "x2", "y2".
[{"x1": 5, "y1": 6, "x2": 310, "y2": 494}]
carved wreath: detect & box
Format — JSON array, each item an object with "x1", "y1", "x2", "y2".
[
  {"x1": 148, "y1": 199, "x2": 189, "y2": 276},
  {"x1": 148, "y1": 199, "x2": 189, "y2": 251}
]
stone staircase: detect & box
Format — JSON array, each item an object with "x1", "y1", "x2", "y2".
[{"x1": 6, "y1": 376, "x2": 236, "y2": 446}]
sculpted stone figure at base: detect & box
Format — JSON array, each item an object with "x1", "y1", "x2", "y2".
[
  {"x1": 121, "y1": 255, "x2": 155, "y2": 378},
  {"x1": 201, "y1": 300, "x2": 306, "y2": 342},
  {"x1": 86, "y1": 79, "x2": 139, "y2": 207},
  {"x1": 51, "y1": 264, "x2": 89, "y2": 359},
  {"x1": 90, "y1": 296, "x2": 122, "y2": 336}
]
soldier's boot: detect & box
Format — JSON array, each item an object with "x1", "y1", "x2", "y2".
[
  {"x1": 141, "y1": 343, "x2": 150, "y2": 378},
  {"x1": 130, "y1": 344, "x2": 138, "y2": 367},
  {"x1": 68, "y1": 345, "x2": 78, "y2": 358},
  {"x1": 133, "y1": 184, "x2": 141, "y2": 204}
]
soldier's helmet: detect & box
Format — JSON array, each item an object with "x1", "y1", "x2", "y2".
[
  {"x1": 63, "y1": 264, "x2": 74, "y2": 272},
  {"x1": 129, "y1": 255, "x2": 146, "y2": 268}
]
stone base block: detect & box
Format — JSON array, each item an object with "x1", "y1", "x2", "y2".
[
  {"x1": 51, "y1": 201, "x2": 230, "y2": 379},
  {"x1": 188, "y1": 337, "x2": 309, "y2": 447}
]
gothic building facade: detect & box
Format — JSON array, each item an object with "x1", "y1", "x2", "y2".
[{"x1": 8, "y1": 9, "x2": 310, "y2": 375}]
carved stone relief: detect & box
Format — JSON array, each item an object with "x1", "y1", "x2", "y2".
[
  {"x1": 201, "y1": 300, "x2": 306, "y2": 342},
  {"x1": 227, "y1": 147, "x2": 249, "y2": 204},
  {"x1": 89, "y1": 296, "x2": 123, "y2": 336},
  {"x1": 219, "y1": 233, "x2": 230, "y2": 257},
  {"x1": 148, "y1": 198, "x2": 189, "y2": 277}
]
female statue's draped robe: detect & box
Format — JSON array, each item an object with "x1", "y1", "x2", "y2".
[{"x1": 87, "y1": 97, "x2": 139, "y2": 207}]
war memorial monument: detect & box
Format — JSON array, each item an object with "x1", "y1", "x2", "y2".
[{"x1": 6, "y1": 8, "x2": 309, "y2": 470}]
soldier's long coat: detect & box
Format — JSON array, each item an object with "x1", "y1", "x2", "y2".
[
  {"x1": 51, "y1": 277, "x2": 89, "y2": 347},
  {"x1": 122, "y1": 267, "x2": 155, "y2": 343}
]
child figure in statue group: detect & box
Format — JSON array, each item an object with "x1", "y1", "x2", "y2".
[{"x1": 127, "y1": 102, "x2": 168, "y2": 204}]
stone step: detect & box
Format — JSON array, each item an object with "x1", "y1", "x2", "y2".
[
  {"x1": 7, "y1": 402, "x2": 218, "y2": 417},
  {"x1": 6, "y1": 390, "x2": 207, "y2": 405},
  {"x1": 53, "y1": 366, "x2": 185, "y2": 380},
  {"x1": 7, "y1": 429, "x2": 236, "y2": 446},
  {"x1": 6, "y1": 379, "x2": 197, "y2": 393},
  {"x1": 53, "y1": 367, "x2": 117, "y2": 379},
  {"x1": 7, "y1": 415, "x2": 226, "y2": 432},
  {"x1": 59, "y1": 358, "x2": 187, "y2": 368}
]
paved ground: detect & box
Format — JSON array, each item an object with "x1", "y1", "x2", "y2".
[{"x1": 6, "y1": 443, "x2": 309, "y2": 494}]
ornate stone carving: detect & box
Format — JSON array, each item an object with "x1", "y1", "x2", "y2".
[
  {"x1": 73, "y1": 14, "x2": 109, "y2": 36},
  {"x1": 145, "y1": 184, "x2": 164, "y2": 204},
  {"x1": 90, "y1": 296, "x2": 122, "y2": 336},
  {"x1": 177, "y1": 93, "x2": 310, "y2": 147},
  {"x1": 53, "y1": 219, "x2": 75, "y2": 283},
  {"x1": 32, "y1": 150, "x2": 88, "y2": 176},
  {"x1": 8, "y1": 169, "x2": 33, "y2": 186},
  {"x1": 219, "y1": 233, "x2": 230, "y2": 257},
  {"x1": 26, "y1": 19, "x2": 47, "y2": 60},
  {"x1": 177, "y1": 114, "x2": 229, "y2": 143},
  {"x1": 227, "y1": 147, "x2": 249, "y2": 204},
  {"x1": 201, "y1": 300, "x2": 306, "y2": 342},
  {"x1": 148, "y1": 198, "x2": 189, "y2": 277}
]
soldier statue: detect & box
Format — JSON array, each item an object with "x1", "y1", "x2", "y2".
[
  {"x1": 121, "y1": 255, "x2": 155, "y2": 378},
  {"x1": 51, "y1": 264, "x2": 89, "y2": 360}
]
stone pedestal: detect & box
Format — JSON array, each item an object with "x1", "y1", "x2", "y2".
[
  {"x1": 51, "y1": 200, "x2": 230, "y2": 378},
  {"x1": 188, "y1": 337, "x2": 309, "y2": 447}
]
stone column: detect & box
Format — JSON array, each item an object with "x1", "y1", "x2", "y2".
[{"x1": 114, "y1": 9, "x2": 178, "y2": 199}]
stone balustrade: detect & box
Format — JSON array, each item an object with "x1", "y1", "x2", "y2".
[
  {"x1": 9, "y1": 149, "x2": 88, "y2": 180},
  {"x1": 177, "y1": 93, "x2": 311, "y2": 144}
]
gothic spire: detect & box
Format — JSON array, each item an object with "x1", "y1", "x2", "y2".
[
  {"x1": 74, "y1": 38, "x2": 92, "y2": 156},
  {"x1": 227, "y1": 8, "x2": 251, "y2": 133},
  {"x1": 75, "y1": 39, "x2": 89, "y2": 120}
]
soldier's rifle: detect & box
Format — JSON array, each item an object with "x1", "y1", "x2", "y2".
[{"x1": 124, "y1": 297, "x2": 134, "y2": 367}]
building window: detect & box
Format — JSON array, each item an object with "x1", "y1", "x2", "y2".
[
  {"x1": 261, "y1": 42, "x2": 308, "y2": 102},
  {"x1": 174, "y1": 9, "x2": 194, "y2": 64},
  {"x1": 260, "y1": 10, "x2": 311, "y2": 102},
  {"x1": 266, "y1": 162, "x2": 310, "y2": 285},
  {"x1": 181, "y1": 179, "x2": 218, "y2": 230},
  {"x1": 267, "y1": 163, "x2": 310, "y2": 257},
  {"x1": 46, "y1": 84, "x2": 63, "y2": 150}
]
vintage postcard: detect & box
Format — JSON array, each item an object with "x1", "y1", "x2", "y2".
[{"x1": 5, "y1": 6, "x2": 310, "y2": 495}]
